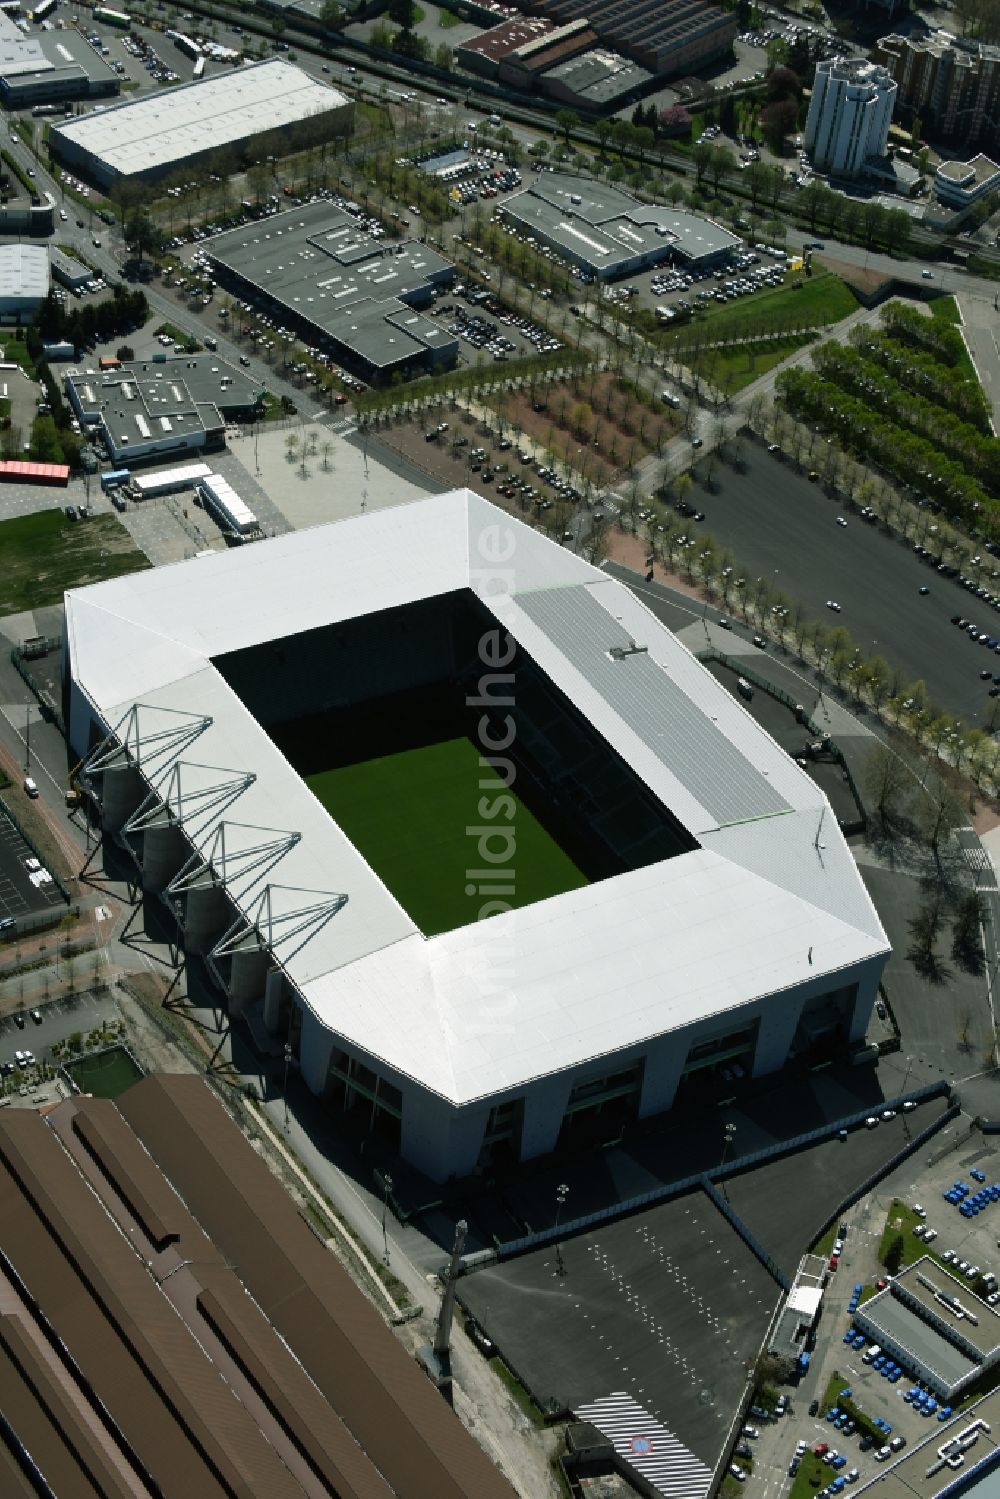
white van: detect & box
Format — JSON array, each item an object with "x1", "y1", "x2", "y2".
[
  {"x1": 22, "y1": 776, "x2": 38, "y2": 798},
  {"x1": 862, "y1": 1345, "x2": 880, "y2": 1364}
]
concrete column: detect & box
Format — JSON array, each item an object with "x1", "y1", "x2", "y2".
[
  {"x1": 141, "y1": 823, "x2": 189, "y2": 894},
  {"x1": 297, "y1": 1005, "x2": 336, "y2": 1097},
  {"x1": 263, "y1": 968, "x2": 285, "y2": 1035},
  {"x1": 637, "y1": 1035, "x2": 687, "y2": 1120},
  {"x1": 101, "y1": 765, "x2": 145, "y2": 836},
  {"x1": 753, "y1": 995, "x2": 804, "y2": 1079},
  {"x1": 847, "y1": 960, "x2": 882, "y2": 1045},
  {"x1": 400, "y1": 1089, "x2": 488, "y2": 1184},
  {"x1": 183, "y1": 884, "x2": 231, "y2": 956},
  {"x1": 228, "y1": 950, "x2": 270, "y2": 1015},
  {"x1": 517, "y1": 1073, "x2": 573, "y2": 1166}
]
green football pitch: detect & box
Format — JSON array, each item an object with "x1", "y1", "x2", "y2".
[{"x1": 307, "y1": 737, "x2": 588, "y2": 935}]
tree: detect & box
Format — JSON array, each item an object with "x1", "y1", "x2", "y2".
[
  {"x1": 692, "y1": 141, "x2": 713, "y2": 186},
  {"x1": 883, "y1": 1233, "x2": 905, "y2": 1274},
  {"x1": 908, "y1": 897, "x2": 942, "y2": 974},
  {"x1": 760, "y1": 98, "x2": 798, "y2": 154},
  {"x1": 124, "y1": 207, "x2": 159, "y2": 265},
  {"x1": 709, "y1": 143, "x2": 735, "y2": 192},
  {"x1": 863, "y1": 743, "x2": 911, "y2": 826},
  {"x1": 915, "y1": 770, "x2": 963, "y2": 852},
  {"x1": 953, "y1": 891, "x2": 984, "y2": 969},
  {"x1": 434, "y1": 42, "x2": 452, "y2": 69},
  {"x1": 387, "y1": 0, "x2": 415, "y2": 27},
  {"x1": 319, "y1": 0, "x2": 342, "y2": 23},
  {"x1": 555, "y1": 109, "x2": 579, "y2": 146}
]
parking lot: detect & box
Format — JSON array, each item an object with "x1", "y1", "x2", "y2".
[
  {"x1": 0, "y1": 988, "x2": 118, "y2": 1090},
  {"x1": 0, "y1": 806, "x2": 65, "y2": 928},
  {"x1": 460, "y1": 1186, "x2": 780, "y2": 1473}
]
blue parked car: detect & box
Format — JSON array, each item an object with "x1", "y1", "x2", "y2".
[
  {"x1": 972, "y1": 1169, "x2": 986, "y2": 1182},
  {"x1": 832, "y1": 1455, "x2": 847, "y2": 1470},
  {"x1": 844, "y1": 1331, "x2": 855, "y2": 1343},
  {"x1": 827, "y1": 1407, "x2": 840, "y2": 1422},
  {"x1": 853, "y1": 1334, "x2": 866, "y2": 1349},
  {"x1": 889, "y1": 1370, "x2": 901, "y2": 1383}
]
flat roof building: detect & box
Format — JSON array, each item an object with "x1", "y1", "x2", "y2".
[
  {"x1": 804, "y1": 57, "x2": 897, "y2": 179},
  {"x1": 0, "y1": 1075, "x2": 517, "y2": 1498},
  {"x1": 49, "y1": 60, "x2": 352, "y2": 187},
  {"x1": 874, "y1": 30, "x2": 1000, "y2": 149},
  {"x1": 0, "y1": 10, "x2": 119, "y2": 107},
  {"x1": 64, "y1": 491, "x2": 889, "y2": 1184},
  {"x1": 203, "y1": 199, "x2": 457, "y2": 383},
  {"x1": 535, "y1": 46, "x2": 654, "y2": 108},
  {"x1": 855, "y1": 1256, "x2": 1000, "y2": 1398},
  {"x1": 63, "y1": 354, "x2": 265, "y2": 466},
  {"x1": 0, "y1": 242, "x2": 49, "y2": 322},
  {"x1": 456, "y1": 13, "x2": 558, "y2": 75},
  {"x1": 530, "y1": 0, "x2": 737, "y2": 76},
  {"x1": 935, "y1": 152, "x2": 1000, "y2": 209},
  {"x1": 499, "y1": 172, "x2": 739, "y2": 278}
]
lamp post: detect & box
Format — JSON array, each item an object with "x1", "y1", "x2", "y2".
[
  {"x1": 554, "y1": 1182, "x2": 569, "y2": 1276},
  {"x1": 382, "y1": 1172, "x2": 393, "y2": 1265},
  {"x1": 282, "y1": 1041, "x2": 292, "y2": 1133},
  {"x1": 720, "y1": 1122, "x2": 736, "y2": 1200}
]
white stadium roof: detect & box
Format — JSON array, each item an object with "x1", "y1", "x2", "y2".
[
  {"x1": 65, "y1": 490, "x2": 888, "y2": 1105},
  {"x1": 50, "y1": 60, "x2": 348, "y2": 179}
]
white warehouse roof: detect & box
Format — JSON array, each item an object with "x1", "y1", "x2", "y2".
[
  {"x1": 65, "y1": 491, "x2": 889, "y2": 1105},
  {"x1": 0, "y1": 242, "x2": 49, "y2": 302},
  {"x1": 50, "y1": 60, "x2": 349, "y2": 179}
]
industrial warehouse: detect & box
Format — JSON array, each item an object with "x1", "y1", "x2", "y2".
[
  {"x1": 0, "y1": 1074, "x2": 515, "y2": 1498},
  {"x1": 48, "y1": 61, "x2": 352, "y2": 188},
  {"x1": 64, "y1": 355, "x2": 263, "y2": 466},
  {"x1": 202, "y1": 200, "x2": 458, "y2": 382},
  {"x1": 64, "y1": 491, "x2": 890, "y2": 1184},
  {"x1": 499, "y1": 173, "x2": 740, "y2": 279}
]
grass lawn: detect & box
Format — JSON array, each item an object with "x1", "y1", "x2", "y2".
[
  {"x1": 878, "y1": 1198, "x2": 924, "y2": 1268},
  {"x1": 0, "y1": 336, "x2": 35, "y2": 372},
  {"x1": 65, "y1": 1045, "x2": 143, "y2": 1099},
  {"x1": 695, "y1": 334, "x2": 814, "y2": 393},
  {"x1": 929, "y1": 295, "x2": 962, "y2": 324},
  {"x1": 437, "y1": 5, "x2": 461, "y2": 24},
  {"x1": 0, "y1": 510, "x2": 150, "y2": 615},
  {"x1": 307, "y1": 736, "x2": 588, "y2": 935},
  {"x1": 690, "y1": 270, "x2": 858, "y2": 341}
]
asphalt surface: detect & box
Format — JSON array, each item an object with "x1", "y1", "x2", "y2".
[
  {"x1": 651, "y1": 441, "x2": 1000, "y2": 727},
  {"x1": 459, "y1": 1186, "x2": 779, "y2": 1468},
  {"x1": 0, "y1": 804, "x2": 66, "y2": 925}
]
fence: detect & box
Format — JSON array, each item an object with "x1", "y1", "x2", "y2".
[
  {"x1": 487, "y1": 1080, "x2": 952, "y2": 1266},
  {"x1": 805, "y1": 1095, "x2": 960, "y2": 1260},
  {"x1": 701, "y1": 1176, "x2": 790, "y2": 1290}
]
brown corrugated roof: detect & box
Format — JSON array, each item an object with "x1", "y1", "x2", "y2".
[
  {"x1": 0, "y1": 1317, "x2": 138, "y2": 1499},
  {"x1": 0, "y1": 1429, "x2": 39, "y2": 1499},
  {"x1": 120, "y1": 1075, "x2": 518, "y2": 1499},
  {"x1": 71, "y1": 1105, "x2": 179, "y2": 1251},
  {"x1": 196, "y1": 1269, "x2": 396, "y2": 1499},
  {"x1": 0, "y1": 1108, "x2": 305, "y2": 1499}
]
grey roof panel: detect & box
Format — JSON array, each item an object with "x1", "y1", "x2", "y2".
[
  {"x1": 860, "y1": 1296, "x2": 977, "y2": 1392},
  {"x1": 515, "y1": 585, "x2": 789, "y2": 825}
]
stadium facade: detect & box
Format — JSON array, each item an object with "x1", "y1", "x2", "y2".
[{"x1": 64, "y1": 492, "x2": 890, "y2": 1182}]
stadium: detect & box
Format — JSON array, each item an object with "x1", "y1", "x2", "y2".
[{"x1": 63, "y1": 491, "x2": 890, "y2": 1182}]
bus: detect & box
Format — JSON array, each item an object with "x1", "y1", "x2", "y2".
[
  {"x1": 171, "y1": 30, "x2": 201, "y2": 59},
  {"x1": 93, "y1": 6, "x2": 131, "y2": 27},
  {"x1": 193, "y1": 54, "x2": 205, "y2": 78},
  {"x1": 31, "y1": 0, "x2": 57, "y2": 21}
]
